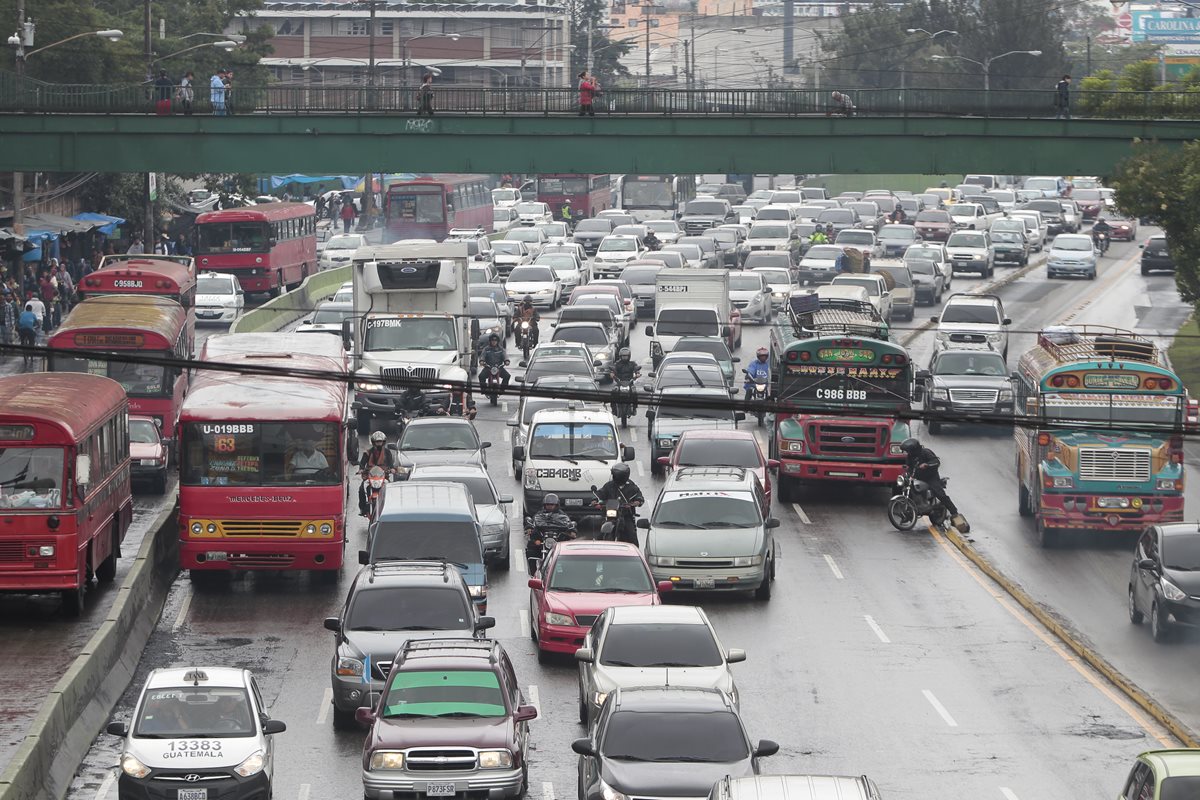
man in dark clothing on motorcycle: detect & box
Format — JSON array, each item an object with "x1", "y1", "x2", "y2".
[
  {"x1": 608, "y1": 347, "x2": 641, "y2": 412},
  {"x1": 398, "y1": 386, "x2": 446, "y2": 418},
  {"x1": 515, "y1": 297, "x2": 540, "y2": 350},
  {"x1": 527, "y1": 492, "x2": 576, "y2": 565},
  {"x1": 594, "y1": 463, "x2": 644, "y2": 544},
  {"x1": 478, "y1": 333, "x2": 510, "y2": 393},
  {"x1": 1091, "y1": 217, "x2": 1112, "y2": 253},
  {"x1": 899, "y1": 437, "x2": 959, "y2": 516},
  {"x1": 357, "y1": 431, "x2": 396, "y2": 516},
  {"x1": 643, "y1": 230, "x2": 661, "y2": 251}
]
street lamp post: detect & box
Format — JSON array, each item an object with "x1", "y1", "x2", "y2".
[
  {"x1": 903, "y1": 28, "x2": 956, "y2": 91},
  {"x1": 403, "y1": 32, "x2": 460, "y2": 90},
  {"x1": 931, "y1": 49, "x2": 1042, "y2": 93},
  {"x1": 152, "y1": 39, "x2": 238, "y2": 65}
]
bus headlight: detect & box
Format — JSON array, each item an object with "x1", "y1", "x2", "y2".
[
  {"x1": 1157, "y1": 479, "x2": 1178, "y2": 491},
  {"x1": 784, "y1": 439, "x2": 805, "y2": 453},
  {"x1": 320, "y1": 522, "x2": 333, "y2": 535},
  {"x1": 305, "y1": 524, "x2": 317, "y2": 535},
  {"x1": 1051, "y1": 476, "x2": 1074, "y2": 488},
  {"x1": 191, "y1": 522, "x2": 203, "y2": 534},
  {"x1": 889, "y1": 443, "x2": 906, "y2": 455}
]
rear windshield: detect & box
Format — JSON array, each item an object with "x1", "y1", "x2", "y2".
[
  {"x1": 370, "y1": 521, "x2": 481, "y2": 564},
  {"x1": 600, "y1": 622, "x2": 723, "y2": 667},
  {"x1": 685, "y1": 201, "x2": 727, "y2": 215}
]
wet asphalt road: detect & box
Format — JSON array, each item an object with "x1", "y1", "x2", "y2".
[{"x1": 59, "y1": 231, "x2": 1199, "y2": 799}]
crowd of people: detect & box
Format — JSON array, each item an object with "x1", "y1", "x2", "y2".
[{"x1": 1, "y1": 257, "x2": 81, "y2": 347}]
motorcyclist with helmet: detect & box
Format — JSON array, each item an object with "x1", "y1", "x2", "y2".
[
  {"x1": 515, "y1": 296, "x2": 541, "y2": 349},
  {"x1": 608, "y1": 347, "x2": 641, "y2": 411},
  {"x1": 643, "y1": 229, "x2": 661, "y2": 251},
  {"x1": 478, "y1": 333, "x2": 510, "y2": 393},
  {"x1": 593, "y1": 463, "x2": 644, "y2": 544},
  {"x1": 526, "y1": 492, "x2": 577, "y2": 566},
  {"x1": 357, "y1": 431, "x2": 397, "y2": 516},
  {"x1": 1091, "y1": 216, "x2": 1112, "y2": 254},
  {"x1": 898, "y1": 437, "x2": 963, "y2": 523},
  {"x1": 398, "y1": 385, "x2": 447, "y2": 419},
  {"x1": 744, "y1": 347, "x2": 771, "y2": 395}
]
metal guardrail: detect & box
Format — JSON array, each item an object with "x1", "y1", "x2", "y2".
[{"x1": 1, "y1": 73, "x2": 1198, "y2": 119}]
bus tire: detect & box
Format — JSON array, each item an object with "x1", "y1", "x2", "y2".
[
  {"x1": 1018, "y1": 483, "x2": 1033, "y2": 517},
  {"x1": 96, "y1": 527, "x2": 119, "y2": 583},
  {"x1": 61, "y1": 587, "x2": 85, "y2": 617},
  {"x1": 357, "y1": 409, "x2": 372, "y2": 436},
  {"x1": 1036, "y1": 518, "x2": 1058, "y2": 548}
]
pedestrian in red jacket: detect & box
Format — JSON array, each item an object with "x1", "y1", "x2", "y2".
[{"x1": 578, "y1": 71, "x2": 600, "y2": 117}]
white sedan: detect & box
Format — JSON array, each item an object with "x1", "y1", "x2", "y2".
[
  {"x1": 534, "y1": 253, "x2": 588, "y2": 294},
  {"x1": 505, "y1": 265, "x2": 562, "y2": 309},
  {"x1": 750, "y1": 266, "x2": 798, "y2": 311},
  {"x1": 318, "y1": 233, "x2": 367, "y2": 270},
  {"x1": 195, "y1": 271, "x2": 245, "y2": 324}
]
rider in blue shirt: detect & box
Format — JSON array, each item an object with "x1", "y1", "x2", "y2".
[{"x1": 744, "y1": 347, "x2": 771, "y2": 394}]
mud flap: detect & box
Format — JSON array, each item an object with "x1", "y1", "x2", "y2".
[{"x1": 951, "y1": 514, "x2": 971, "y2": 534}]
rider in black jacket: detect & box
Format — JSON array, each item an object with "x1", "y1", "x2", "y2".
[
  {"x1": 594, "y1": 464, "x2": 644, "y2": 544},
  {"x1": 899, "y1": 437, "x2": 958, "y2": 515},
  {"x1": 478, "y1": 333, "x2": 510, "y2": 393}
]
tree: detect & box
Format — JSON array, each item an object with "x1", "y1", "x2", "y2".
[
  {"x1": 1112, "y1": 141, "x2": 1200, "y2": 304},
  {"x1": 563, "y1": 0, "x2": 630, "y2": 88}
]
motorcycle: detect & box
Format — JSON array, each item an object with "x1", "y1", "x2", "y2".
[
  {"x1": 482, "y1": 363, "x2": 508, "y2": 406},
  {"x1": 743, "y1": 369, "x2": 768, "y2": 428},
  {"x1": 887, "y1": 471, "x2": 970, "y2": 533},
  {"x1": 523, "y1": 517, "x2": 577, "y2": 574},
  {"x1": 363, "y1": 465, "x2": 389, "y2": 521},
  {"x1": 1092, "y1": 230, "x2": 1110, "y2": 255},
  {"x1": 593, "y1": 494, "x2": 638, "y2": 545},
  {"x1": 611, "y1": 379, "x2": 638, "y2": 428},
  {"x1": 515, "y1": 319, "x2": 538, "y2": 360}
]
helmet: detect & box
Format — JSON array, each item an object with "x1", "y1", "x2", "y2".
[
  {"x1": 611, "y1": 463, "x2": 631, "y2": 483},
  {"x1": 756, "y1": 347, "x2": 768, "y2": 359},
  {"x1": 618, "y1": 347, "x2": 631, "y2": 360},
  {"x1": 370, "y1": 431, "x2": 387, "y2": 445},
  {"x1": 522, "y1": 295, "x2": 533, "y2": 305},
  {"x1": 899, "y1": 438, "x2": 922, "y2": 455},
  {"x1": 542, "y1": 492, "x2": 560, "y2": 510}
]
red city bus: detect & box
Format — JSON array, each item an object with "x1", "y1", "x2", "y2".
[
  {"x1": 537, "y1": 174, "x2": 613, "y2": 219},
  {"x1": 47, "y1": 296, "x2": 192, "y2": 432},
  {"x1": 178, "y1": 351, "x2": 351, "y2": 576},
  {"x1": 193, "y1": 202, "x2": 317, "y2": 297},
  {"x1": 80, "y1": 256, "x2": 197, "y2": 311},
  {"x1": 0, "y1": 373, "x2": 132, "y2": 615},
  {"x1": 384, "y1": 175, "x2": 493, "y2": 242}
]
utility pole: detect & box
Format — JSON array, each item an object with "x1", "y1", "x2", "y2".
[
  {"x1": 12, "y1": 0, "x2": 25, "y2": 234},
  {"x1": 643, "y1": 5, "x2": 656, "y2": 86},
  {"x1": 1086, "y1": 34, "x2": 1092, "y2": 77},
  {"x1": 143, "y1": 0, "x2": 154, "y2": 250},
  {"x1": 362, "y1": 0, "x2": 377, "y2": 231},
  {"x1": 586, "y1": 17, "x2": 593, "y2": 72}
]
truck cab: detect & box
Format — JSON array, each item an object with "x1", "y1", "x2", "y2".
[{"x1": 644, "y1": 269, "x2": 742, "y2": 367}]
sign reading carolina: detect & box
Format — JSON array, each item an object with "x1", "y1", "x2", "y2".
[{"x1": 786, "y1": 363, "x2": 904, "y2": 380}]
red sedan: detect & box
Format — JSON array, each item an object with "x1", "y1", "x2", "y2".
[
  {"x1": 657, "y1": 429, "x2": 779, "y2": 510},
  {"x1": 1108, "y1": 217, "x2": 1139, "y2": 241},
  {"x1": 528, "y1": 540, "x2": 670, "y2": 662}
]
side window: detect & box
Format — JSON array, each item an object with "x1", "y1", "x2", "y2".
[
  {"x1": 1122, "y1": 762, "x2": 1152, "y2": 800},
  {"x1": 1146, "y1": 530, "x2": 1161, "y2": 563},
  {"x1": 500, "y1": 653, "x2": 519, "y2": 703},
  {"x1": 250, "y1": 677, "x2": 267, "y2": 717},
  {"x1": 1137, "y1": 528, "x2": 1154, "y2": 559}
]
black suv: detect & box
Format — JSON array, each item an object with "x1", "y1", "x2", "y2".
[
  {"x1": 1140, "y1": 235, "x2": 1175, "y2": 275},
  {"x1": 324, "y1": 561, "x2": 495, "y2": 729},
  {"x1": 359, "y1": 639, "x2": 538, "y2": 800}
]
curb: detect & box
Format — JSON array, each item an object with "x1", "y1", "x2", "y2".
[
  {"x1": 900, "y1": 256, "x2": 1044, "y2": 347},
  {"x1": 0, "y1": 492, "x2": 181, "y2": 800},
  {"x1": 942, "y1": 526, "x2": 1199, "y2": 747}
]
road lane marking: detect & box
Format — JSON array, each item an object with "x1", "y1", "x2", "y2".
[
  {"x1": 529, "y1": 684, "x2": 541, "y2": 714},
  {"x1": 502, "y1": 401, "x2": 510, "y2": 412},
  {"x1": 93, "y1": 768, "x2": 117, "y2": 800},
  {"x1": 822, "y1": 554, "x2": 844, "y2": 580},
  {"x1": 299, "y1": 784, "x2": 311, "y2": 800},
  {"x1": 507, "y1": 462, "x2": 514, "y2": 477},
  {"x1": 1000, "y1": 789, "x2": 1019, "y2": 800},
  {"x1": 791, "y1": 502, "x2": 811, "y2": 525},
  {"x1": 864, "y1": 615, "x2": 890, "y2": 643},
  {"x1": 503, "y1": 429, "x2": 511, "y2": 443},
  {"x1": 316, "y1": 688, "x2": 333, "y2": 725},
  {"x1": 542, "y1": 782, "x2": 555, "y2": 800},
  {"x1": 635, "y1": 461, "x2": 645, "y2": 477},
  {"x1": 928, "y1": 527, "x2": 1175, "y2": 747},
  {"x1": 518, "y1": 609, "x2": 530, "y2": 638},
  {"x1": 172, "y1": 586, "x2": 192, "y2": 631},
  {"x1": 514, "y1": 547, "x2": 527, "y2": 573},
  {"x1": 922, "y1": 689, "x2": 958, "y2": 727}
]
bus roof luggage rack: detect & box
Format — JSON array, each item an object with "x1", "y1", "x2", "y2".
[
  {"x1": 1037, "y1": 324, "x2": 1161, "y2": 366},
  {"x1": 787, "y1": 292, "x2": 889, "y2": 340}
]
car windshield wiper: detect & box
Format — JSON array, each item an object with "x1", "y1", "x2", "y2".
[
  {"x1": 591, "y1": 587, "x2": 645, "y2": 593},
  {"x1": 549, "y1": 586, "x2": 582, "y2": 592},
  {"x1": 391, "y1": 625, "x2": 445, "y2": 631},
  {"x1": 652, "y1": 756, "x2": 728, "y2": 763},
  {"x1": 349, "y1": 625, "x2": 385, "y2": 631},
  {"x1": 606, "y1": 754, "x2": 653, "y2": 761}
]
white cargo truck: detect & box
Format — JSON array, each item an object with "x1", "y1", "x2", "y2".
[{"x1": 644, "y1": 268, "x2": 741, "y2": 366}]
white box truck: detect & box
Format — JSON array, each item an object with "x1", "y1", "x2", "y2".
[{"x1": 644, "y1": 268, "x2": 741, "y2": 366}]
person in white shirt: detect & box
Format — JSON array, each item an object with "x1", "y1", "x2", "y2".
[
  {"x1": 126, "y1": 236, "x2": 145, "y2": 255},
  {"x1": 289, "y1": 440, "x2": 329, "y2": 476},
  {"x1": 25, "y1": 296, "x2": 45, "y2": 324}
]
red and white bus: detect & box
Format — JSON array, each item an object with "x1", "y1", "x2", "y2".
[
  {"x1": 178, "y1": 350, "x2": 351, "y2": 576},
  {"x1": 47, "y1": 296, "x2": 192, "y2": 433},
  {"x1": 83, "y1": 255, "x2": 197, "y2": 306},
  {"x1": 537, "y1": 174, "x2": 613, "y2": 219},
  {"x1": 384, "y1": 175, "x2": 493, "y2": 242},
  {"x1": 193, "y1": 202, "x2": 317, "y2": 297},
  {"x1": 0, "y1": 373, "x2": 133, "y2": 615}
]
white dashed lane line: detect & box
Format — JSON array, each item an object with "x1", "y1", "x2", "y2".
[
  {"x1": 864, "y1": 615, "x2": 890, "y2": 643},
  {"x1": 172, "y1": 586, "x2": 192, "y2": 631},
  {"x1": 316, "y1": 688, "x2": 333, "y2": 725},
  {"x1": 822, "y1": 554, "x2": 844, "y2": 580},
  {"x1": 922, "y1": 689, "x2": 959, "y2": 727},
  {"x1": 93, "y1": 768, "x2": 117, "y2": 800},
  {"x1": 791, "y1": 502, "x2": 811, "y2": 525}
]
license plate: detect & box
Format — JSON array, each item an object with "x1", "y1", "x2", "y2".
[
  {"x1": 693, "y1": 578, "x2": 715, "y2": 589},
  {"x1": 425, "y1": 784, "x2": 457, "y2": 797},
  {"x1": 1096, "y1": 497, "x2": 1128, "y2": 509},
  {"x1": 205, "y1": 551, "x2": 228, "y2": 561},
  {"x1": 178, "y1": 790, "x2": 207, "y2": 800},
  {"x1": 564, "y1": 498, "x2": 584, "y2": 506}
]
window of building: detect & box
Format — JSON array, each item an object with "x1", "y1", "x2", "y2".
[
  {"x1": 379, "y1": 20, "x2": 394, "y2": 36},
  {"x1": 276, "y1": 19, "x2": 305, "y2": 35},
  {"x1": 341, "y1": 19, "x2": 369, "y2": 35}
]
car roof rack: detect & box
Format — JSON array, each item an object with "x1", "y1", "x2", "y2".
[
  {"x1": 398, "y1": 638, "x2": 499, "y2": 664},
  {"x1": 367, "y1": 560, "x2": 457, "y2": 584},
  {"x1": 673, "y1": 466, "x2": 748, "y2": 480},
  {"x1": 787, "y1": 292, "x2": 888, "y2": 340},
  {"x1": 1035, "y1": 324, "x2": 1161, "y2": 366}
]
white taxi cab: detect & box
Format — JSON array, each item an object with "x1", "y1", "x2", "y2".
[{"x1": 106, "y1": 666, "x2": 286, "y2": 800}]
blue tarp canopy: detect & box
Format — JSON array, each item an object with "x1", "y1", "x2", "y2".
[
  {"x1": 73, "y1": 212, "x2": 125, "y2": 236},
  {"x1": 268, "y1": 174, "x2": 361, "y2": 190}
]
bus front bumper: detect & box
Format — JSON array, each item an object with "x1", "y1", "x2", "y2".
[
  {"x1": 181, "y1": 539, "x2": 344, "y2": 571},
  {"x1": 1039, "y1": 494, "x2": 1184, "y2": 530},
  {"x1": 778, "y1": 457, "x2": 905, "y2": 484}
]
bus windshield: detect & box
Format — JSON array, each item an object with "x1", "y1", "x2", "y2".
[
  {"x1": 623, "y1": 179, "x2": 672, "y2": 206},
  {"x1": 528, "y1": 422, "x2": 619, "y2": 460},
  {"x1": 49, "y1": 354, "x2": 169, "y2": 397},
  {"x1": 195, "y1": 222, "x2": 270, "y2": 254},
  {"x1": 0, "y1": 447, "x2": 64, "y2": 508},
  {"x1": 388, "y1": 190, "x2": 446, "y2": 223},
  {"x1": 180, "y1": 422, "x2": 342, "y2": 486},
  {"x1": 364, "y1": 317, "x2": 458, "y2": 352}
]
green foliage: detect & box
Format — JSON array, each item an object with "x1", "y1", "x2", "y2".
[
  {"x1": 1112, "y1": 141, "x2": 1200, "y2": 304},
  {"x1": 562, "y1": 0, "x2": 630, "y2": 88},
  {"x1": 75, "y1": 173, "x2": 185, "y2": 236},
  {"x1": 1118, "y1": 60, "x2": 1159, "y2": 92}
]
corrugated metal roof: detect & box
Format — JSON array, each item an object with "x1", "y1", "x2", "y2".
[
  {"x1": 185, "y1": 353, "x2": 348, "y2": 421},
  {"x1": 0, "y1": 373, "x2": 127, "y2": 440},
  {"x1": 52, "y1": 296, "x2": 188, "y2": 346},
  {"x1": 200, "y1": 332, "x2": 346, "y2": 366}
]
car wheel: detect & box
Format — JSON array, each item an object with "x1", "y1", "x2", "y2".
[
  {"x1": 1141, "y1": 265, "x2": 1150, "y2": 276},
  {"x1": 332, "y1": 703, "x2": 357, "y2": 731},
  {"x1": 755, "y1": 562, "x2": 773, "y2": 600},
  {"x1": 1128, "y1": 584, "x2": 1145, "y2": 625},
  {"x1": 1151, "y1": 600, "x2": 1171, "y2": 643},
  {"x1": 1088, "y1": 270, "x2": 1096, "y2": 280},
  {"x1": 927, "y1": 421, "x2": 941, "y2": 435},
  {"x1": 498, "y1": 546, "x2": 511, "y2": 572}
]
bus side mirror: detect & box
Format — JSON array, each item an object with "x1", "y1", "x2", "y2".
[
  {"x1": 341, "y1": 319, "x2": 353, "y2": 349},
  {"x1": 75, "y1": 455, "x2": 91, "y2": 488}
]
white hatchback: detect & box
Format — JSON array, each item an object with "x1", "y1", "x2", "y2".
[
  {"x1": 195, "y1": 271, "x2": 245, "y2": 324},
  {"x1": 319, "y1": 233, "x2": 366, "y2": 270}
]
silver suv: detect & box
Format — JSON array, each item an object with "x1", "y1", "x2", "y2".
[
  {"x1": 932, "y1": 293, "x2": 1011, "y2": 361},
  {"x1": 640, "y1": 467, "x2": 778, "y2": 600}
]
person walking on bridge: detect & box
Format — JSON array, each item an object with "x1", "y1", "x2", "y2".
[
  {"x1": 578, "y1": 70, "x2": 600, "y2": 117},
  {"x1": 418, "y1": 73, "x2": 435, "y2": 117},
  {"x1": 1054, "y1": 74, "x2": 1071, "y2": 120},
  {"x1": 210, "y1": 68, "x2": 228, "y2": 116}
]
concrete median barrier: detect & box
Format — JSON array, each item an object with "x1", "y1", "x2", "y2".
[
  {"x1": 0, "y1": 495, "x2": 180, "y2": 800},
  {"x1": 231, "y1": 265, "x2": 350, "y2": 334}
]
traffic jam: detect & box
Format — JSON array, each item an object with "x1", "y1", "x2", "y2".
[{"x1": 2, "y1": 172, "x2": 1197, "y2": 800}]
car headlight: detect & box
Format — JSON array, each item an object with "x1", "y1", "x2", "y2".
[
  {"x1": 484, "y1": 522, "x2": 508, "y2": 539},
  {"x1": 394, "y1": 465, "x2": 412, "y2": 477},
  {"x1": 234, "y1": 750, "x2": 266, "y2": 778},
  {"x1": 1157, "y1": 478, "x2": 1179, "y2": 491},
  {"x1": 469, "y1": 585, "x2": 485, "y2": 598},
  {"x1": 121, "y1": 753, "x2": 151, "y2": 779},
  {"x1": 1162, "y1": 577, "x2": 1188, "y2": 602},
  {"x1": 986, "y1": 332, "x2": 1003, "y2": 342},
  {"x1": 545, "y1": 611, "x2": 573, "y2": 625},
  {"x1": 650, "y1": 556, "x2": 675, "y2": 567},
  {"x1": 600, "y1": 780, "x2": 631, "y2": 800},
  {"x1": 935, "y1": 331, "x2": 950, "y2": 341},
  {"x1": 772, "y1": 291, "x2": 786, "y2": 298},
  {"x1": 658, "y1": 438, "x2": 674, "y2": 448},
  {"x1": 931, "y1": 388, "x2": 949, "y2": 401},
  {"x1": 524, "y1": 470, "x2": 540, "y2": 490},
  {"x1": 732, "y1": 555, "x2": 763, "y2": 567},
  {"x1": 595, "y1": 352, "x2": 611, "y2": 362},
  {"x1": 1052, "y1": 476, "x2": 1074, "y2": 488},
  {"x1": 479, "y1": 750, "x2": 514, "y2": 769},
  {"x1": 357, "y1": 381, "x2": 384, "y2": 392},
  {"x1": 590, "y1": 691, "x2": 609, "y2": 707},
  {"x1": 971, "y1": 254, "x2": 983, "y2": 260},
  {"x1": 370, "y1": 751, "x2": 406, "y2": 770},
  {"x1": 998, "y1": 389, "x2": 1014, "y2": 402},
  {"x1": 336, "y1": 656, "x2": 364, "y2": 677}
]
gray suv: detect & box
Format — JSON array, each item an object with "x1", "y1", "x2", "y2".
[
  {"x1": 641, "y1": 467, "x2": 778, "y2": 600},
  {"x1": 323, "y1": 561, "x2": 495, "y2": 729},
  {"x1": 916, "y1": 347, "x2": 1015, "y2": 433},
  {"x1": 680, "y1": 198, "x2": 736, "y2": 235}
]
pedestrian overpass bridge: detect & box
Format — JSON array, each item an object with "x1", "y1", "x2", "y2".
[{"x1": 0, "y1": 79, "x2": 1196, "y2": 175}]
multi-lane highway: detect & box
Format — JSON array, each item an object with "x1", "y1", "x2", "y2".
[{"x1": 50, "y1": 230, "x2": 1199, "y2": 799}]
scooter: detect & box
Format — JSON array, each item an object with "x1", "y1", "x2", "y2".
[
  {"x1": 743, "y1": 369, "x2": 768, "y2": 427},
  {"x1": 364, "y1": 466, "x2": 389, "y2": 521},
  {"x1": 482, "y1": 363, "x2": 508, "y2": 406},
  {"x1": 887, "y1": 471, "x2": 970, "y2": 533},
  {"x1": 1093, "y1": 230, "x2": 1110, "y2": 255},
  {"x1": 611, "y1": 379, "x2": 638, "y2": 428}
]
